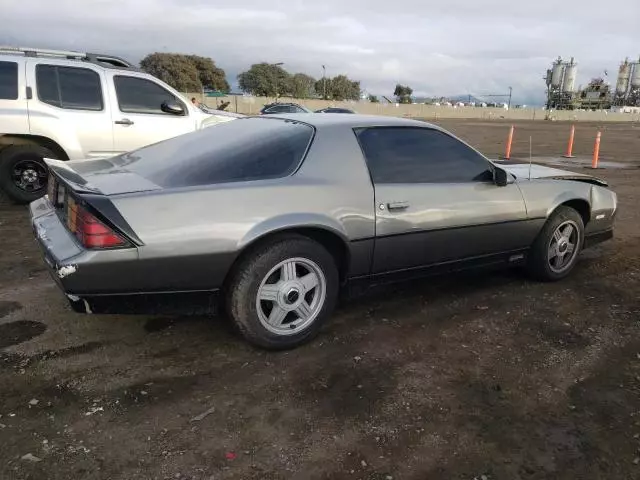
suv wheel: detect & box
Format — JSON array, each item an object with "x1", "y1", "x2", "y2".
[
  {"x1": 226, "y1": 235, "x2": 339, "y2": 349},
  {"x1": 0, "y1": 145, "x2": 56, "y2": 204}
]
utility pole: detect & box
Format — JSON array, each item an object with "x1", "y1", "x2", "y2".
[
  {"x1": 322, "y1": 65, "x2": 327, "y2": 100},
  {"x1": 508, "y1": 86, "x2": 513, "y2": 109},
  {"x1": 274, "y1": 62, "x2": 284, "y2": 102}
]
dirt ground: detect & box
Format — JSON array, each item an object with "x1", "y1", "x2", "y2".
[{"x1": 1, "y1": 120, "x2": 639, "y2": 480}]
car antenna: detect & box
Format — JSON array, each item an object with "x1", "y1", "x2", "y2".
[{"x1": 528, "y1": 135, "x2": 533, "y2": 181}]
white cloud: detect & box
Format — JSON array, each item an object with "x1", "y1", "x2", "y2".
[{"x1": 1, "y1": 0, "x2": 639, "y2": 103}]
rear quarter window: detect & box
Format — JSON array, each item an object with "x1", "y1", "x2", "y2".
[
  {"x1": 113, "y1": 117, "x2": 314, "y2": 188},
  {"x1": 0, "y1": 61, "x2": 18, "y2": 100},
  {"x1": 35, "y1": 64, "x2": 103, "y2": 110}
]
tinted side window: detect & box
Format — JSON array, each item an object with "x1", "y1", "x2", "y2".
[
  {"x1": 0, "y1": 61, "x2": 18, "y2": 100},
  {"x1": 114, "y1": 76, "x2": 185, "y2": 115},
  {"x1": 356, "y1": 127, "x2": 491, "y2": 184},
  {"x1": 36, "y1": 65, "x2": 103, "y2": 110},
  {"x1": 106, "y1": 118, "x2": 314, "y2": 188},
  {"x1": 266, "y1": 105, "x2": 288, "y2": 113}
]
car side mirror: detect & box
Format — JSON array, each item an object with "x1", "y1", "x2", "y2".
[
  {"x1": 161, "y1": 102, "x2": 185, "y2": 115},
  {"x1": 493, "y1": 166, "x2": 511, "y2": 187}
]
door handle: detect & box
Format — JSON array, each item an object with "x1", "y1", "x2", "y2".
[
  {"x1": 114, "y1": 118, "x2": 134, "y2": 126},
  {"x1": 387, "y1": 201, "x2": 409, "y2": 211}
]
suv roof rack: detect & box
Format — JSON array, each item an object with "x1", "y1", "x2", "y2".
[{"x1": 0, "y1": 46, "x2": 136, "y2": 69}]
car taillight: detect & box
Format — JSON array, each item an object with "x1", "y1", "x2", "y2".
[
  {"x1": 47, "y1": 175, "x2": 56, "y2": 203},
  {"x1": 66, "y1": 198, "x2": 125, "y2": 249}
]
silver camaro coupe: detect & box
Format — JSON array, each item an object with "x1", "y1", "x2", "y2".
[{"x1": 30, "y1": 114, "x2": 617, "y2": 349}]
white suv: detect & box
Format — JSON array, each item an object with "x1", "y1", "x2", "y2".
[{"x1": 0, "y1": 47, "x2": 241, "y2": 203}]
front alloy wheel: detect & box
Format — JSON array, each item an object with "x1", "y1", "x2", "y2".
[
  {"x1": 527, "y1": 206, "x2": 584, "y2": 281},
  {"x1": 547, "y1": 220, "x2": 580, "y2": 274}
]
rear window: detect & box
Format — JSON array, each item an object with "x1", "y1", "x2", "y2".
[
  {"x1": 0, "y1": 61, "x2": 18, "y2": 100},
  {"x1": 36, "y1": 65, "x2": 103, "y2": 110},
  {"x1": 111, "y1": 118, "x2": 314, "y2": 188}
]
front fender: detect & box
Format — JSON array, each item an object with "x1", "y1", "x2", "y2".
[{"x1": 545, "y1": 189, "x2": 591, "y2": 218}]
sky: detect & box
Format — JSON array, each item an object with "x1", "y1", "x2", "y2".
[{"x1": 2, "y1": 0, "x2": 639, "y2": 104}]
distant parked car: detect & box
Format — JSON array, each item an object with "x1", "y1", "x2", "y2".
[
  {"x1": 260, "y1": 103, "x2": 313, "y2": 114},
  {"x1": 31, "y1": 114, "x2": 616, "y2": 350},
  {"x1": 315, "y1": 107, "x2": 355, "y2": 114},
  {"x1": 0, "y1": 46, "x2": 238, "y2": 204}
]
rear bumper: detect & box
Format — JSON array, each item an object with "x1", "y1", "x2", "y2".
[
  {"x1": 68, "y1": 291, "x2": 220, "y2": 316},
  {"x1": 30, "y1": 196, "x2": 221, "y2": 315},
  {"x1": 584, "y1": 228, "x2": 613, "y2": 249},
  {"x1": 30, "y1": 196, "x2": 138, "y2": 295}
]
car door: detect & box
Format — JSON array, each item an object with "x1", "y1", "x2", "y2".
[
  {"x1": 107, "y1": 73, "x2": 196, "y2": 153},
  {"x1": 27, "y1": 60, "x2": 115, "y2": 159},
  {"x1": 356, "y1": 126, "x2": 532, "y2": 274}
]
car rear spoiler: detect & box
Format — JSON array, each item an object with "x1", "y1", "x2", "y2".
[{"x1": 44, "y1": 158, "x2": 103, "y2": 194}]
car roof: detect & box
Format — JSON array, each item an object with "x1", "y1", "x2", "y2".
[
  {"x1": 265, "y1": 113, "x2": 438, "y2": 129},
  {"x1": 263, "y1": 102, "x2": 303, "y2": 108}
]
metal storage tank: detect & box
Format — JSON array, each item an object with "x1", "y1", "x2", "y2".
[
  {"x1": 616, "y1": 59, "x2": 631, "y2": 95},
  {"x1": 562, "y1": 58, "x2": 577, "y2": 92},
  {"x1": 551, "y1": 57, "x2": 565, "y2": 88},
  {"x1": 631, "y1": 60, "x2": 640, "y2": 88}
]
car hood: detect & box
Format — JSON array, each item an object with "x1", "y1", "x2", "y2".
[{"x1": 501, "y1": 163, "x2": 608, "y2": 187}]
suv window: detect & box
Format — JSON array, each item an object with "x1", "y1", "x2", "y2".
[
  {"x1": 36, "y1": 65, "x2": 103, "y2": 110},
  {"x1": 356, "y1": 127, "x2": 492, "y2": 184},
  {"x1": 0, "y1": 61, "x2": 18, "y2": 100},
  {"x1": 114, "y1": 76, "x2": 186, "y2": 115},
  {"x1": 108, "y1": 117, "x2": 314, "y2": 188}
]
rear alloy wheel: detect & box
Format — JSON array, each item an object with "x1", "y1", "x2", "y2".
[
  {"x1": 0, "y1": 145, "x2": 56, "y2": 204},
  {"x1": 227, "y1": 235, "x2": 339, "y2": 349},
  {"x1": 527, "y1": 206, "x2": 584, "y2": 281}
]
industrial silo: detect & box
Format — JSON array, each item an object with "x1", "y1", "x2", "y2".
[
  {"x1": 631, "y1": 59, "x2": 640, "y2": 89},
  {"x1": 616, "y1": 59, "x2": 632, "y2": 95},
  {"x1": 551, "y1": 57, "x2": 565, "y2": 88},
  {"x1": 562, "y1": 58, "x2": 577, "y2": 92}
]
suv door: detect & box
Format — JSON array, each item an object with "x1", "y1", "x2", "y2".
[
  {"x1": 356, "y1": 127, "x2": 532, "y2": 274},
  {"x1": 27, "y1": 60, "x2": 114, "y2": 159},
  {"x1": 108, "y1": 73, "x2": 196, "y2": 153},
  {"x1": 0, "y1": 59, "x2": 29, "y2": 134}
]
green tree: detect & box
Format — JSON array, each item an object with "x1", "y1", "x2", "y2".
[
  {"x1": 238, "y1": 63, "x2": 291, "y2": 97},
  {"x1": 140, "y1": 53, "x2": 229, "y2": 92},
  {"x1": 291, "y1": 73, "x2": 316, "y2": 98},
  {"x1": 315, "y1": 77, "x2": 331, "y2": 99},
  {"x1": 315, "y1": 75, "x2": 360, "y2": 101},
  {"x1": 394, "y1": 84, "x2": 413, "y2": 104},
  {"x1": 140, "y1": 53, "x2": 201, "y2": 92},
  {"x1": 185, "y1": 55, "x2": 229, "y2": 92},
  {"x1": 368, "y1": 94, "x2": 379, "y2": 103}
]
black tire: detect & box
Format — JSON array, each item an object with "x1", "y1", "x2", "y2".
[
  {"x1": 226, "y1": 235, "x2": 339, "y2": 350},
  {"x1": 526, "y1": 206, "x2": 584, "y2": 281},
  {"x1": 0, "y1": 145, "x2": 56, "y2": 204}
]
